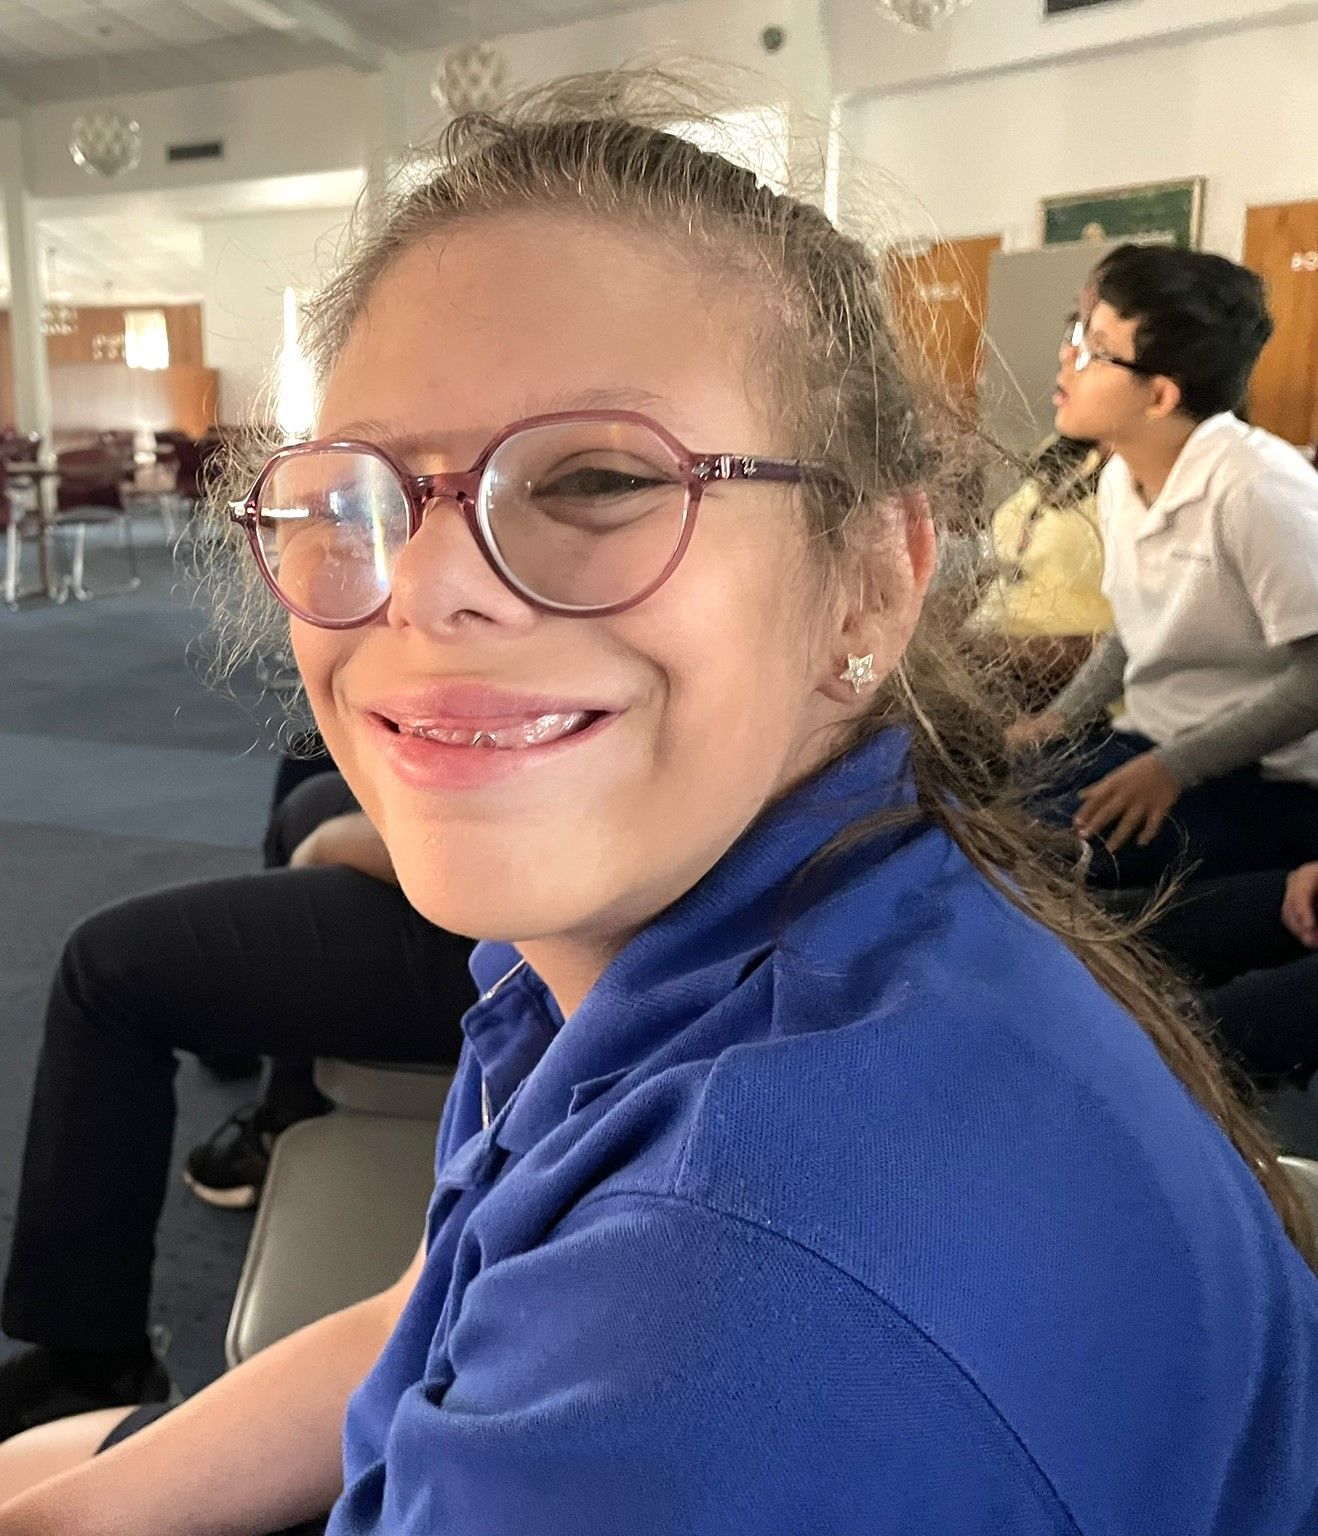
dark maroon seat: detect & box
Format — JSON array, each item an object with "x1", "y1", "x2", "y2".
[{"x1": 45, "y1": 446, "x2": 141, "y2": 599}]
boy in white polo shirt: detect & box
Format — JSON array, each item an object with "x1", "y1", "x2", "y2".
[{"x1": 1012, "y1": 243, "x2": 1318, "y2": 887}]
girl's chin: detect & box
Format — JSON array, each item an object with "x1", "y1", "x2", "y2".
[{"x1": 390, "y1": 861, "x2": 588, "y2": 947}]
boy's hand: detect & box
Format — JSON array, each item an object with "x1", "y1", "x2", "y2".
[
  {"x1": 1282, "y1": 863, "x2": 1318, "y2": 949},
  {"x1": 1075, "y1": 753, "x2": 1181, "y2": 852},
  {"x1": 289, "y1": 812, "x2": 397, "y2": 886}
]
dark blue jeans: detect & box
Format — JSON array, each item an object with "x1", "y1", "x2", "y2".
[
  {"x1": 1044, "y1": 729, "x2": 1318, "y2": 888},
  {"x1": 1106, "y1": 870, "x2": 1318, "y2": 1085}
]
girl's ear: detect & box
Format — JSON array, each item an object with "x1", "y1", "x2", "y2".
[{"x1": 817, "y1": 491, "x2": 935, "y2": 705}]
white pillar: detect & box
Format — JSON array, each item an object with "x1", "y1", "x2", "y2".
[{"x1": 0, "y1": 116, "x2": 53, "y2": 449}]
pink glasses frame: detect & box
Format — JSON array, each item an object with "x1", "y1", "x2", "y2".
[{"x1": 228, "y1": 408, "x2": 827, "y2": 629}]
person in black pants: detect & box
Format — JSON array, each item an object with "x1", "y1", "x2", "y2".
[
  {"x1": 0, "y1": 773, "x2": 476, "y2": 1442},
  {"x1": 1124, "y1": 862, "x2": 1318, "y2": 1088},
  {"x1": 182, "y1": 765, "x2": 390, "y2": 1209}
]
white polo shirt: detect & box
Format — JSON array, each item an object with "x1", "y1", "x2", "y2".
[{"x1": 1098, "y1": 412, "x2": 1318, "y2": 785}]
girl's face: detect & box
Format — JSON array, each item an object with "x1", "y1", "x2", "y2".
[{"x1": 296, "y1": 211, "x2": 928, "y2": 966}]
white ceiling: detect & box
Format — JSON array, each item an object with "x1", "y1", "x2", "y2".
[
  {"x1": 296, "y1": 0, "x2": 658, "y2": 53},
  {"x1": 0, "y1": 167, "x2": 364, "y2": 302},
  {"x1": 0, "y1": 0, "x2": 660, "y2": 104},
  {"x1": 31, "y1": 210, "x2": 204, "y2": 303},
  {"x1": 0, "y1": 1, "x2": 663, "y2": 306}
]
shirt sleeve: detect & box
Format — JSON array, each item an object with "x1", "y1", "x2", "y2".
[
  {"x1": 404, "y1": 1194, "x2": 1076, "y2": 1536},
  {"x1": 1154, "y1": 634, "x2": 1318, "y2": 787},
  {"x1": 1220, "y1": 472, "x2": 1318, "y2": 646},
  {"x1": 1051, "y1": 632, "x2": 1128, "y2": 730}
]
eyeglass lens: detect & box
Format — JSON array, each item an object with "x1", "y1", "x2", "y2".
[{"x1": 253, "y1": 419, "x2": 693, "y2": 622}]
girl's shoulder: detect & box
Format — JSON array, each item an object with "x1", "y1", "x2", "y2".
[
  {"x1": 662, "y1": 831, "x2": 1318, "y2": 1532},
  {"x1": 679, "y1": 821, "x2": 1313, "y2": 1325}
]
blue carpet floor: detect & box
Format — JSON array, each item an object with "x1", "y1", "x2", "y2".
[{"x1": 1, "y1": 534, "x2": 279, "y2": 1393}]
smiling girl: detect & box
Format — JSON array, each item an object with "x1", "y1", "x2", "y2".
[{"x1": 1, "y1": 74, "x2": 1315, "y2": 1536}]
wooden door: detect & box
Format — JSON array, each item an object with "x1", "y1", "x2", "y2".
[
  {"x1": 43, "y1": 303, "x2": 205, "y2": 367},
  {"x1": 886, "y1": 234, "x2": 1003, "y2": 401},
  {"x1": 1244, "y1": 200, "x2": 1318, "y2": 447}
]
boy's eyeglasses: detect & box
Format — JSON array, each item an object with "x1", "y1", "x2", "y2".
[
  {"x1": 229, "y1": 410, "x2": 831, "y2": 629},
  {"x1": 1061, "y1": 317, "x2": 1158, "y2": 378}
]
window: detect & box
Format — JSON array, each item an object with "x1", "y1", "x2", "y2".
[
  {"x1": 124, "y1": 309, "x2": 170, "y2": 370},
  {"x1": 277, "y1": 287, "x2": 316, "y2": 443}
]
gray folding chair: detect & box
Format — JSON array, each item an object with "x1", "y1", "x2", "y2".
[{"x1": 226, "y1": 1060, "x2": 452, "y2": 1366}]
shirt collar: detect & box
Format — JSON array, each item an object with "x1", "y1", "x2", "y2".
[
  {"x1": 462, "y1": 950, "x2": 561, "y2": 1130},
  {"x1": 460, "y1": 728, "x2": 915, "y2": 1155},
  {"x1": 1123, "y1": 411, "x2": 1239, "y2": 535}
]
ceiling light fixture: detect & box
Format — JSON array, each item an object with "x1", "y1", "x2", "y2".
[
  {"x1": 429, "y1": 40, "x2": 509, "y2": 115},
  {"x1": 428, "y1": 3, "x2": 509, "y2": 117},
  {"x1": 39, "y1": 247, "x2": 78, "y2": 337},
  {"x1": 873, "y1": 0, "x2": 976, "y2": 30},
  {"x1": 68, "y1": 9, "x2": 142, "y2": 178}
]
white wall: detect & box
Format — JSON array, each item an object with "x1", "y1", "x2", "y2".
[
  {"x1": 829, "y1": 0, "x2": 1318, "y2": 97},
  {"x1": 202, "y1": 207, "x2": 354, "y2": 423},
  {"x1": 177, "y1": 0, "x2": 825, "y2": 422},
  {"x1": 24, "y1": 65, "x2": 373, "y2": 200},
  {"x1": 843, "y1": 15, "x2": 1318, "y2": 258},
  {"x1": 393, "y1": 0, "x2": 815, "y2": 147},
  {"x1": 22, "y1": 0, "x2": 816, "y2": 204},
  {"x1": 21, "y1": 0, "x2": 1318, "y2": 422}
]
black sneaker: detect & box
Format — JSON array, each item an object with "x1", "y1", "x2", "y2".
[
  {"x1": 0, "y1": 1339, "x2": 176, "y2": 1443},
  {"x1": 182, "y1": 1105, "x2": 274, "y2": 1210}
]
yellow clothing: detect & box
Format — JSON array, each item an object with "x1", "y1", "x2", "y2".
[{"x1": 972, "y1": 468, "x2": 1113, "y2": 639}]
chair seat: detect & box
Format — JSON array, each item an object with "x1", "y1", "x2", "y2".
[
  {"x1": 226, "y1": 1107, "x2": 441, "y2": 1366},
  {"x1": 314, "y1": 1058, "x2": 453, "y2": 1119}
]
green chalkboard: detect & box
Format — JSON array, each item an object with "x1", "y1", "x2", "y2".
[{"x1": 1041, "y1": 179, "x2": 1204, "y2": 250}]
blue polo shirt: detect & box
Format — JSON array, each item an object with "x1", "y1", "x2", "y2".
[{"x1": 328, "y1": 731, "x2": 1318, "y2": 1535}]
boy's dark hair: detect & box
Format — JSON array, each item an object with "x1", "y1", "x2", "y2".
[{"x1": 1091, "y1": 243, "x2": 1274, "y2": 421}]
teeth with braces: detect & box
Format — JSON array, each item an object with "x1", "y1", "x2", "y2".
[{"x1": 402, "y1": 713, "x2": 592, "y2": 751}]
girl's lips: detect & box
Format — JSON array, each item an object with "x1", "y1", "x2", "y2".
[
  {"x1": 366, "y1": 708, "x2": 618, "y2": 792},
  {"x1": 367, "y1": 682, "x2": 615, "y2": 729}
]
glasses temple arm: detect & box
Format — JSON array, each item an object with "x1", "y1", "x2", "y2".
[{"x1": 693, "y1": 455, "x2": 827, "y2": 485}]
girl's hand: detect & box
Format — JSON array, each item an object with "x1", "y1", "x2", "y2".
[
  {"x1": 1075, "y1": 753, "x2": 1181, "y2": 852},
  {"x1": 1282, "y1": 863, "x2": 1318, "y2": 949},
  {"x1": 289, "y1": 812, "x2": 397, "y2": 886}
]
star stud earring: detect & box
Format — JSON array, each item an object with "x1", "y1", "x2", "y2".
[{"x1": 839, "y1": 653, "x2": 877, "y2": 694}]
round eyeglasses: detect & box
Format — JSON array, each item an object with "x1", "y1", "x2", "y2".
[
  {"x1": 229, "y1": 410, "x2": 828, "y2": 629},
  {"x1": 1061, "y1": 317, "x2": 1157, "y2": 379}
]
